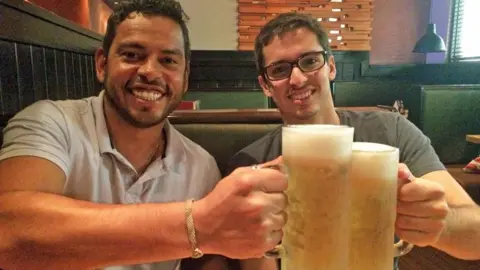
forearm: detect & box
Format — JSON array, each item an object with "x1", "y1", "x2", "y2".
[
  {"x1": 433, "y1": 204, "x2": 480, "y2": 260},
  {"x1": 0, "y1": 191, "x2": 204, "y2": 269}
]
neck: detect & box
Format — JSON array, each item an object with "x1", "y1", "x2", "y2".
[
  {"x1": 283, "y1": 107, "x2": 340, "y2": 125},
  {"x1": 103, "y1": 97, "x2": 165, "y2": 173}
]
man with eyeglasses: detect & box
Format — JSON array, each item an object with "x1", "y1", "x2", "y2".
[{"x1": 226, "y1": 12, "x2": 480, "y2": 270}]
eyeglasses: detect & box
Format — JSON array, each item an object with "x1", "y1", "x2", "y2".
[{"x1": 262, "y1": 51, "x2": 328, "y2": 81}]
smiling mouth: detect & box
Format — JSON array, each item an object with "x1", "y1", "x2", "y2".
[
  {"x1": 131, "y1": 89, "x2": 165, "y2": 101},
  {"x1": 288, "y1": 90, "x2": 315, "y2": 103}
]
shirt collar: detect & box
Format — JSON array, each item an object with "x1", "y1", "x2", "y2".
[
  {"x1": 161, "y1": 120, "x2": 187, "y2": 173},
  {"x1": 93, "y1": 90, "x2": 115, "y2": 155}
]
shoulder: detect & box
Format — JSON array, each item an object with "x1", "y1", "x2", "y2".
[
  {"x1": 340, "y1": 109, "x2": 401, "y2": 127},
  {"x1": 339, "y1": 110, "x2": 406, "y2": 145},
  {"x1": 9, "y1": 97, "x2": 96, "y2": 126},
  {"x1": 227, "y1": 126, "x2": 282, "y2": 174}
]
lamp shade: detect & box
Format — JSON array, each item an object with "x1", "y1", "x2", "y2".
[{"x1": 413, "y1": 23, "x2": 447, "y2": 53}]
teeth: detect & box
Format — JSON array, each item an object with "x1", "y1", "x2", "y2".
[
  {"x1": 290, "y1": 91, "x2": 312, "y2": 100},
  {"x1": 132, "y1": 90, "x2": 163, "y2": 101}
]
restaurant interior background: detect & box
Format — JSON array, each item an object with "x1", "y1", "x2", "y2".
[{"x1": 0, "y1": 1, "x2": 480, "y2": 268}]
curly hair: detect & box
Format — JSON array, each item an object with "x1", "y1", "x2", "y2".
[{"x1": 102, "y1": 0, "x2": 191, "y2": 61}]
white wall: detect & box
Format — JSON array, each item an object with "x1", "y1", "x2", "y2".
[{"x1": 179, "y1": 0, "x2": 238, "y2": 50}]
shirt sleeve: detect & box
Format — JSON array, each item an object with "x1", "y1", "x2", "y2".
[
  {"x1": 0, "y1": 100, "x2": 71, "y2": 176},
  {"x1": 395, "y1": 114, "x2": 445, "y2": 177}
]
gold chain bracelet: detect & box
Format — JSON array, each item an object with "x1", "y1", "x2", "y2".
[{"x1": 185, "y1": 199, "x2": 204, "y2": 259}]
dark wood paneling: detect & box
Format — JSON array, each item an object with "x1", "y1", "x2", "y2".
[
  {"x1": 85, "y1": 55, "x2": 96, "y2": 96},
  {"x1": 0, "y1": 0, "x2": 102, "y2": 117},
  {"x1": 0, "y1": 40, "x2": 20, "y2": 115},
  {"x1": 31, "y1": 46, "x2": 48, "y2": 101},
  {"x1": 65, "y1": 51, "x2": 75, "y2": 99},
  {"x1": 0, "y1": 0, "x2": 102, "y2": 54},
  {"x1": 16, "y1": 43, "x2": 35, "y2": 109},
  {"x1": 55, "y1": 51, "x2": 68, "y2": 100},
  {"x1": 362, "y1": 63, "x2": 480, "y2": 85},
  {"x1": 0, "y1": 40, "x2": 97, "y2": 116},
  {"x1": 188, "y1": 50, "x2": 370, "y2": 91},
  {"x1": 44, "y1": 48, "x2": 59, "y2": 100}
]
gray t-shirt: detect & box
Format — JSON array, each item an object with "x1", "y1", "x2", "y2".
[
  {"x1": 0, "y1": 92, "x2": 221, "y2": 270},
  {"x1": 225, "y1": 110, "x2": 446, "y2": 270}
]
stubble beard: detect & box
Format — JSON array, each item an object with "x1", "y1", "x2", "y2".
[{"x1": 103, "y1": 73, "x2": 187, "y2": 129}]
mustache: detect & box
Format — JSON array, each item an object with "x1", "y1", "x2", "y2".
[{"x1": 126, "y1": 79, "x2": 170, "y2": 95}]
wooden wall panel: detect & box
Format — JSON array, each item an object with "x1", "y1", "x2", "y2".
[
  {"x1": 0, "y1": 40, "x2": 97, "y2": 116},
  {"x1": 237, "y1": 0, "x2": 374, "y2": 51},
  {"x1": 0, "y1": 0, "x2": 102, "y2": 117}
]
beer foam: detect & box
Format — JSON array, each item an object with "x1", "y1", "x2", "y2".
[
  {"x1": 352, "y1": 142, "x2": 398, "y2": 153},
  {"x1": 282, "y1": 125, "x2": 354, "y2": 159},
  {"x1": 351, "y1": 142, "x2": 399, "y2": 181}
]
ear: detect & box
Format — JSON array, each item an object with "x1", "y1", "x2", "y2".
[
  {"x1": 95, "y1": 48, "x2": 107, "y2": 83},
  {"x1": 327, "y1": 55, "x2": 337, "y2": 81},
  {"x1": 258, "y1": 75, "x2": 273, "y2": 97}
]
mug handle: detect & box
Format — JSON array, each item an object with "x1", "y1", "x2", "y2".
[
  {"x1": 264, "y1": 244, "x2": 285, "y2": 258},
  {"x1": 264, "y1": 240, "x2": 413, "y2": 259},
  {"x1": 394, "y1": 239, "x2": 414, "y2": 257}
]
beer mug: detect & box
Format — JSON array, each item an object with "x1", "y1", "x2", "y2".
[
  {"x1": 266, "y1": 124, "x2": 354, "y2": 270},
  {"x1": 348, "y1": 142, "x2": 414, "y2": 270}
]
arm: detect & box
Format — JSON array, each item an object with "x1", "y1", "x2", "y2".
[
  {"x1": 394, "y1": 115, "x2": 480, "y2": 259},
  {"x1": 0, "y1": 103, "x2": 209, "y2": 268},
  {"x1": 0, "y1": 156, "x2": 210, "y2": 269},
  {"x1": 422, "y1": 170, "x2": 480, "y2": 260}
]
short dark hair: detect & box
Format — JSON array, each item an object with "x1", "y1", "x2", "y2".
[
  {"x1": 102, "y1": 0, "x2": 191, "y2": 62},
  {"x1": 254, "y1": 12, "x2": 331, "y2": 78}
]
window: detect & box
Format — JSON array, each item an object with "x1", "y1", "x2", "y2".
[{"x1": 448, "y1": 0, "x2": 480, "y2": 61}]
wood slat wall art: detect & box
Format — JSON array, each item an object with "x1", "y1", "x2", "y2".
[{"x1": 237, "y1": 0, "x2": 374, "y2": 51}]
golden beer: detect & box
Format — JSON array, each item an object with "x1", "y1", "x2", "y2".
[
  {"x1": 349, "y1": 142, "x2": 411, "y2": 270},
  {"x1": 280, "y1": 125, "x2": 354, "y2": 270}
]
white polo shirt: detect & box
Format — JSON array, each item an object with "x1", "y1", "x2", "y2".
[{"x1": 0, "y1": 91, "x2": 221, "y2": 270}]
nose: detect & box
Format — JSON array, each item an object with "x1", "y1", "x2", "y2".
[
  {"x1": 288, "y1": 66, "x2": 308, "y2": 87},
  {"x1": 137, "y1": 57, "x2": 163, "y2": 83}
]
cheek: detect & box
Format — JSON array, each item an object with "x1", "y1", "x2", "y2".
[
  {"x1": 167, "y1": 70, "x2": 187, "y2": 92},
  {"x1": 270, "y1": 81, "x2": 288, "y2": 96},
  {"x1": 107, "y1": 63, "x2": 137, "y2": 87},
  {"x1": 312, "y1": 69, "x2": 330, "y2": 84}
]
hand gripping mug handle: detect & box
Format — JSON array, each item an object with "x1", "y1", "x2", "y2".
[
  {"x1": 394, "y1": 239, "x2": 414, "y2": 257},
  {"x1": 264, "y1": 244, "x2": 285, "y2": 258},
  {"x1": 250, "y1": 163, "x2": 289, "y2": 259}
]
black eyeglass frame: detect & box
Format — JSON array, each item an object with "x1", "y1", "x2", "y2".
[{"x1": 261, "y1": 51, "x2": 329, "y2": 81}]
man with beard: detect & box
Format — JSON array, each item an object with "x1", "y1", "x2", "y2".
[
  {"x1": 228, "y1": 12, "x2": 480, "y2": 270},
  {"x1": 0, "y1": 1, "x2": 287, "y2": 269}
]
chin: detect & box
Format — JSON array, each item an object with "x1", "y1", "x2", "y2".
[{"x1": 125, "y1": 110, "x2": 166, "y2": 128}]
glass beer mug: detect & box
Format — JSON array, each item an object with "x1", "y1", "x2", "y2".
[
  {"x1": 348, "y1": 142, "x2": 414, "y2": 270},
  {"x1": 266, "y1": 124, "x2": 355, "y2": 270}
]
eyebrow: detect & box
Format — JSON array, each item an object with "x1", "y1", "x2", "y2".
[
  {"x1": 117, "y1": 42, "x2": 145, "y2": 51},
  {"x1": 116, "y1": 42, "x2": 184, "y2": 56},
  {"x1": 161, "y1": 48, "x2": 184, "y2": 56},
  {"x1": 267, "y1": 50, "x2": 320, "y2": 66}
]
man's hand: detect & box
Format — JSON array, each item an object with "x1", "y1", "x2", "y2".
[
  {"x1": 395, "y1": 163, "x2": 450, "y2": 247},
  {"x1": 195, "y1": 157, "x2": 287, "y2": 259}
]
